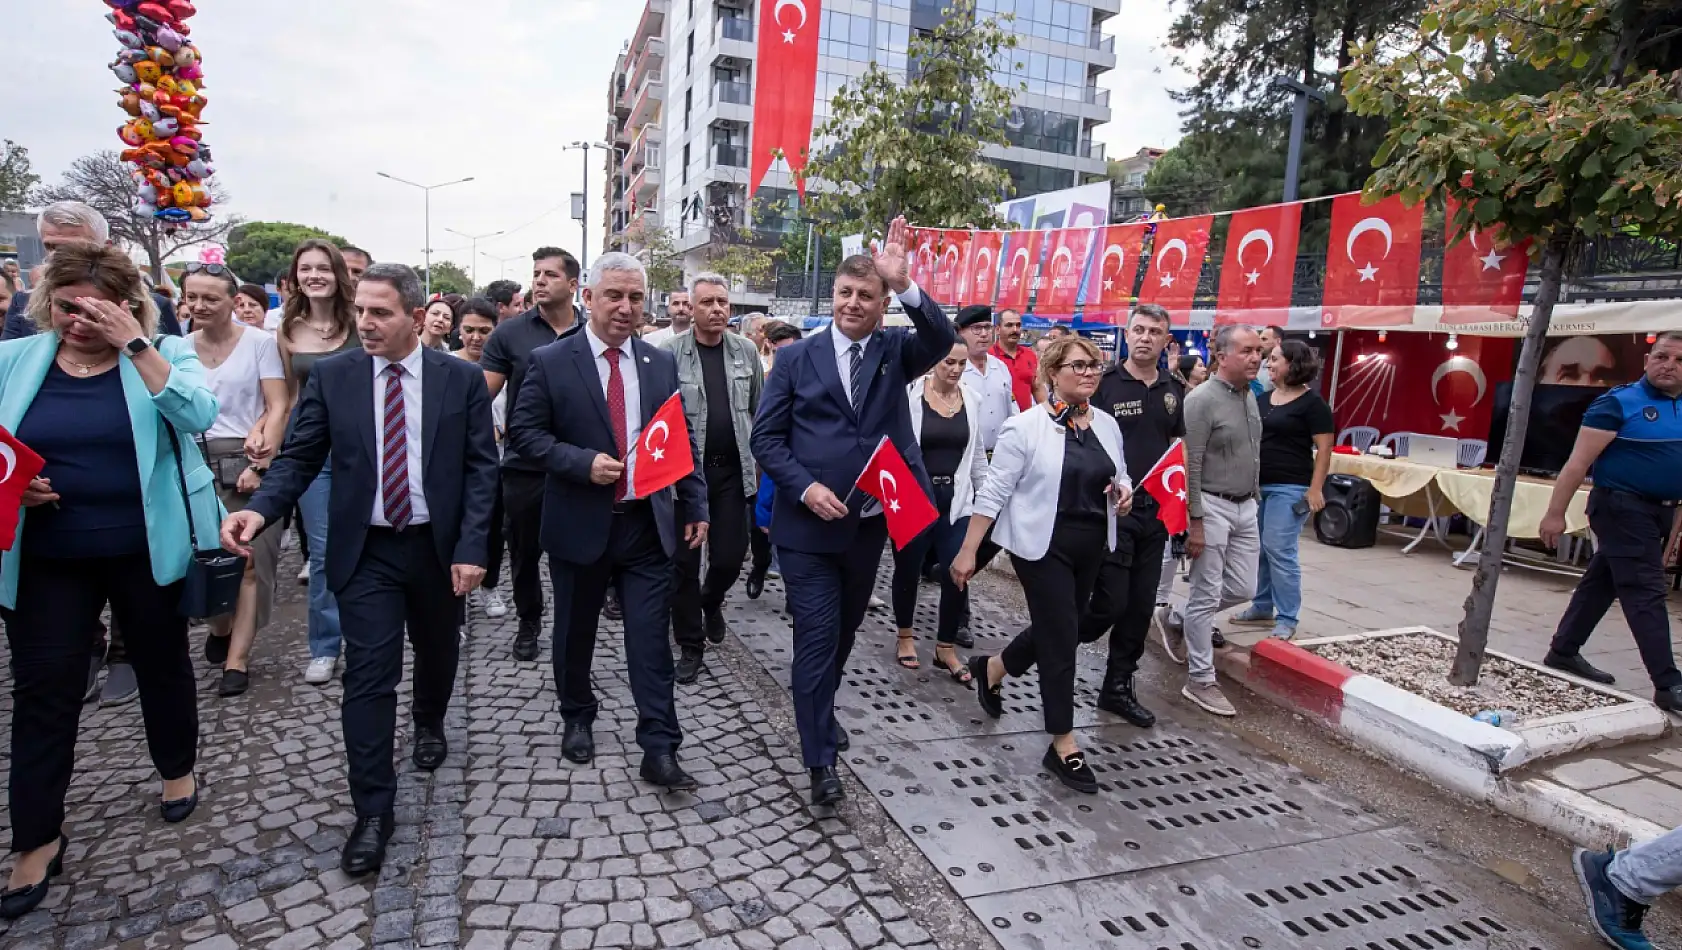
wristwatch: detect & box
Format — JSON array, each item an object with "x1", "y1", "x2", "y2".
[{"x1": 124, "y1": 337, "x2": 152, "y2": 357}]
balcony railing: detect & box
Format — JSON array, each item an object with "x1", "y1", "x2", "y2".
[
  {"x1": 1084, "y1": 86, "x2": 1111, "y2": 108},
  {"x1": 714, "y1": 143, "x2": 748, "y2": 167},
  {"x1": 719, "y1": 16, "x2": 752, "y2": 42},
  {"x1": 1080, "y1": 140, "x2": 1105, "y2": 161},
  {"x1": 1088, "y1": 32, "x2": 1115, "y2": 54},
  {"x1": 713, "y1": 79, "x2": 752, "y2": 106},
  {"x1": 628, "y1": 37, "x2": 667, "y2": 92}
]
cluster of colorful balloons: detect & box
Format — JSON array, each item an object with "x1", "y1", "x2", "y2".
[{"x1": 106, "y1": 0, "x2": 215, "y2": 228}]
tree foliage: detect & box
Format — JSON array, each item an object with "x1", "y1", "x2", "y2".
[
  {"x1": 0, "y1": 141, "x2": 39, "y2": 213},
  {"x1": 704, "y1": 235, "x2": 778, "y2": 289},
  {"x1": 802, "y1": 0, "x2": 1020, "y2": 233},
  {"x1": 32, "y1": 150, "x2": 237, "y2": 281},
  {"x1": 1344, "y1": 0, "x2": 1682, "y2": 684},
  {"x1": 414, "y1": 260, "x2": 473, "y2": 296},
  {"x1": 624, "y1": 219, "x2": 686, "y2": 293},
  {"x1": 778, "y1": 226, "x2": 843, "y2": 274},
  {"x1": 226, "y1": 221, "x2": 349, "y2": 285}
]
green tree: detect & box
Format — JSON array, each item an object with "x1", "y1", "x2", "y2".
[
  {"x1": 0, "y1": 141, "x2": 39, "y2": 212},
  {"x1": 1345, "y1": 0, "x2": 1682, "y2": 684},
  {"x1": 625, "y1": 219, "x2": 686, "y2": 292},
  {"x1": 704, "y1": 239, "x2": 778, "y2": 290},
  {"x1": 803, "y1": 0, "x2": 1020, "y2": 233},
  {"x1": 414, "y1": 260, "x2": 473, "y2": 296},
  {"x1": 226, "y1": 221, "x2": 350, "y2": 285},
  {"x1": 778, "y1": 227, "x2": 843, "y2": 274}
]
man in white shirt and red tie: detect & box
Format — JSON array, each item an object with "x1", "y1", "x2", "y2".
[{"x1": 223, "y1": 263, "x2": 499, "y2": 877}]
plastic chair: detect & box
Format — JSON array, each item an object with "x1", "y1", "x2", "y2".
[
  {"x1": 1457, "y1": 439, "x2": 1488, "y2": 468},
  {"x1": 1378, "y1": 432, "x2": 1414, "y2": 457},
  {"x1": 1337, "y1": 426, "x2": 1379, "y2": 452}
]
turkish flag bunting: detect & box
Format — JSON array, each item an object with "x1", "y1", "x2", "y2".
[
  {"x1": 994, "y1": 229, "x2": 1044, "y2": 314},
  {"x1": 907, "y1": 228, "x2": 938, "y2": 288},
  {"x1": 1321, "y1": 192, "x2": 1425, "y2": 327},
  {"x1": 1086, "y1": 222, "x2": 1148, "y2": 324},
  {"x1": 960, "y1": 231, "x2": 1004, "y2": 306},
  {"x1": 749, "y1": 0, "x2": 822, "y2": 195},
  {"x1": 930, "y1": 229, "x2": 970, "y2": 304},
  {"x1": 1039, "y1": 227, "x2": 1097, "y2": 316},
  {"x1": 854, "y1": 437, "x2": 939, "y2": 550},
  {"x1": 1442, "y1": 196, "x2": 1531, "y2": 325},
  {"x1": 1137, "y1": 215, "x2": 1213, "y2": 325},
  {"x1": 1141, "y1": 439, "x2": 1188, "y2": 535},
  {"x1": 0, "y1": 425, "x2": 45, "y2": 551},
  {"x1": 1216, "y1": 202, "x2": 1302, "y2": 325},
  {"x1": 629, "y1": 393, "x2": 695, "y2": 499}
]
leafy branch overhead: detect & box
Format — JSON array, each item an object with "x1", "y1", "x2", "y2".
[{"x1": 801, "y1": 0, "x2": 1022, "y2": 233}]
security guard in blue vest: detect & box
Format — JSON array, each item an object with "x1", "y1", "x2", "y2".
[{"x1": 1541, "y1": 331, "x2": 1682, "y2": 711}]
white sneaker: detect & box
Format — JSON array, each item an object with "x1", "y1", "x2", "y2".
[
  {"x1": 1181, "y1": 681, "x2": 1237, "y2": 717},
  {"x1": 296, "y1": 562, "x2": 310, "y2": 585},
  {"x1": 1154, "y1": 605, "x2": 1185, "y2": 664},
  {"x1": 304, "y1": 656, "x2": 336, "y2": 684},
  {"x1": 484, "y1": 591, "x2": 509, "y2": 619},
  {"x1": 868, "y1": 595, "x2": 887, "y2": 611}
]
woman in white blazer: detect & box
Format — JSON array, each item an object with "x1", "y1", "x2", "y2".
[
  {"x1": 891, "y1": 340, "x2": 988, "y2": 681},
  {"x1": 950, "y1": 336, "x2": 1132, "y2": 794}
]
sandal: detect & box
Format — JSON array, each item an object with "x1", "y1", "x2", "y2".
[
  {"x1": 895, "y1": 633, "x2": 921, "y2": 670},
  {"x1": 934, "y1": 646, "x2": 973, "y2": 685}
]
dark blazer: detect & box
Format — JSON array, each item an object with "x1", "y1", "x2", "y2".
[
  {"x1": 248, "y1": 346, "x2": 500, "y2": 592},
  {"x1": 506, "y1": 327, "x2": 708, "y2": 565},
  {"x1": 750, "y1": 290, "x2": 956, "y2": 554}
]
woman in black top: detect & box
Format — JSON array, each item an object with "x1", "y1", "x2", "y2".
[
  {"x1": 1229, "y1": 339, "x2": 1334, "y2": 640},
  {"x1": 892, "y1": 341, "x2": 985, "y2": 682}
]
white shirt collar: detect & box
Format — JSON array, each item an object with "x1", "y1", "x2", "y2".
[
  {"x1": 586, "y1": 324, "x2": 631, "y2": 360},
  {"x1": 831, "y1": 322, "x2": 870, "y2": 354},
  {"x1": 373, "y1": 343, "x2": 425, "y2": 377}
]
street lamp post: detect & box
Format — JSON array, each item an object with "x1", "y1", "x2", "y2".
[
  {"x1": 1270, "y1": 76, "x2": 1327, "y2": 203},
  {"x1": 376, "y1": 171, "x2": 475, "y2": 296},
  {"x1": 564, "y1": 141, "x2": 616, "y2": 270},
  {"x1": 446, "y1": 227, "x2": 506, "y2": 288},
  {"x1": 483, "y1": 251, "x2": 525, "y2": 282}
]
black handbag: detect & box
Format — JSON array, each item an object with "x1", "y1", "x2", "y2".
[{"x1": 162, "y1": 418, "x2": 248, "y2": 618}]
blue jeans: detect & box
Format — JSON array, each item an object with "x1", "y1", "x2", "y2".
[
  {"x1": 1250, "y1": 484, "x2": 1310, "y2": 630},
  {"x1": 298, "y1": 465, "x2": 341, "y2": 660},
  {"x1": 1610, "y1": 825, "x2": 1682, "y2": 903}
]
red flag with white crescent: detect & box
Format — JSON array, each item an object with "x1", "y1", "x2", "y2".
[
  {"x1": 629, "y1": 392, "x2": 695, "y2": 498},
  {"x1": 994, "y1": 229, "x2": 1044, "y2": 314},
  {"x1": 1216, "y1": 202, "x2": 1302, "y2": 325},
  {"x1": 1442, "y1": 196, "x2": 1531, "y2": 325},
  {"x1": 749, "y1": 0, "x2": 822, "y2": 195},
  {"x1": 961, "y1": 231, "x2": 1004, "y2": 306},
  {"x1": 1141, "y1": 439, "x2": 1188, "y2": 535},
  {"x1": 1039, "y1": 227, "x2": 1096, "y2": 316},
  {"x1": 0, "y1": 424, "x2": 45, "y2": 551},
  {"x1": 931, "y1": 229, "x2": 970, "y2": 303},
  {"x1": 1137, "y1": 215, "x2": 1212, "y2": 325},
  {"x1": 1086, "y1": 222, "x2": 1147, "y2": 324},
  {"x1": 1321, "y1": 192, "x2": 1424, "y2": 328},
  {"x1": 854, "y1": 437, "x2": 938, "y2": 550},
  {"x1": 906, "y1": 228, "x2": 938, "y2": 288}
]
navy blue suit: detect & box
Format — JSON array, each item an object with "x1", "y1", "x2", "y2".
[
  {"x1": 750, "y1": 286, "x2": 955, "y2": 767},
  {"x1": 507, "y1": 327, "x2": 708, "y2": 757},
  {"x1": 249, "y1": 345, "x2": 499, "y2": 818}
]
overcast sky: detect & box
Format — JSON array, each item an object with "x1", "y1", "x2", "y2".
[{"x1": 11, "y1": 0, "x2": 1186, "y2": 275}]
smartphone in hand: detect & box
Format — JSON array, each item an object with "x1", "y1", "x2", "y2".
[{"x1": 1291, "y1": 498, "x2": 1312, "y2": 517}]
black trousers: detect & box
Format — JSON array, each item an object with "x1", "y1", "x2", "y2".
[
  {"x1": 891, "y1": 482, "x2": 968, "y2": 643},
  {"x1": 2, "y1": 551, "x2": 196, "y2": 852},
  {"x1": 1000, "y1": 517, "x2": 1107, "y2": 736},
  {"x1": 672, "y1": 462, "x2": 752, "y2": 652},
  {"x1": 781, "y1": 517, "x2": 890, "y2": 768},
  {"x1": 336, "y1": 526, "x2": 462, "y2": 818},
  {"x1": 1077, "y1": 505, "x2": 1170, "y2": 679},
  {"x1": 1549, "y1": 489, "x2": 1681, "y2": 690},
  {"x1": 502, "y1": 468, "x2": 547, "y2": 624},
  {"x1": 549, "y1": 503, "x2": 681, "y2": 756},
  {"x1": 749, "y1": 525, "x2": 773, "y2": 576},
  {"x1": 484, "y1": 470, "x2": 507, "y2": 590}
]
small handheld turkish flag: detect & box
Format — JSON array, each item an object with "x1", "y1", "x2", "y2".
[
  {"x1": 854, "y1": 437, "x2": 939, "y2": 550},
  {"x1": 1142, "y1": 439, "x2": 1189, "y2": 535},
  {"x1": 0, "y1": 425, "x2": 46, "y2": 551},
  {"x1": 629, "y1": 393, "x2": 695, "y2": 499}
]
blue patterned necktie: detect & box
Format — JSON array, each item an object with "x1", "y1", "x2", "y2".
[{"x1": 847, "y1": 342, "x2": 864, "y2": 408}]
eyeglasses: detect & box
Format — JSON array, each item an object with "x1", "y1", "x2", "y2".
[{"x1": 1060, "y1": 360, "x2": 1101, "y2": 375}]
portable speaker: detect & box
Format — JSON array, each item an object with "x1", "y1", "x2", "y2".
[{"x1": 1314, "y1": 474, "x2": 1381, "y2": 549}]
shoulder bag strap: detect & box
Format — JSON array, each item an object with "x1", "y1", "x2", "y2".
[{"x1": 160, "y1": 414, "x2": 206, "y2": 553}]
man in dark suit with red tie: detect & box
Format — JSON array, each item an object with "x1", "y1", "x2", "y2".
[
  {"x1": 507, "y1": 252, "x2": 709, "y2": 792},
  {"x1": 750, "y1": 217, "x2": 955, "y2": 804},
  {"x1": 223, "y1": 263, "x2": 499, "y2": 876}
]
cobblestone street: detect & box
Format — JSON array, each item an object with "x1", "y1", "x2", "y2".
[{"x1": 0, "y1": 544, "x2": 1616, "y2": 949}]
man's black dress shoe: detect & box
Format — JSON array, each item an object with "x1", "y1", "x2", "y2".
[
  {"x1": 562, "y1": 721, "x2": 595, "y2": 764},
  {"x1": 675, "y1": 648, "x2": 705, "y2": 685},
  {"x1": 640, "y1": 753, "x2": 699, "y2": 791},
  {"x1": 955, "y1": 624, "x2": 975, "y2": 649},
  {"x1": 809, "y1": 767, "x2": 844, "y2": 806},
  {"x1": 835, "y1": 726, "x2": 850, "y2": 753},
  {"x1": 1095, "y1": 673, "x2": 1156, "y2": 728},
  {"x1": 744, "y1": 568, "x2": 766, "y2": 600},
  {"x1": 0, "y1": 835, "x2": 66, "y2": 921},
  {"x1": 1544, "y1": 650, "x2": 1616, "y2": 685},
  {"x1": 511, "y1": 620, "x2": 540, "y2": 662},
  {"x1": 341, "y1": 814, "x2": 393, "y2": 877},
  {"x1": 704, "y1": 608, "x2": 728, "y2": 644},
  {"x1": 1658, "y1": 685, "x2": 1682, "y2": 713},
  {"x1": 413, "y1": 724, "x2": 448, "y2": 771},
  {"x1": 603, "y1": 589, "x2": 623, "y2": 622}
]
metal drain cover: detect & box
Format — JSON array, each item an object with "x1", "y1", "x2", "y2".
[
  {"x1": 835, "y1": 662, "x2": 1109, "y2": 742},
  {"x1": 967, "y1": 827, "x2": 1573, "y2": 949},
  {"x1": 843, "y1": 725, "x2": 1386, "y2": 897}
]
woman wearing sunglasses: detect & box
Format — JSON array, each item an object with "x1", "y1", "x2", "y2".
[
  {"x1": 950, "y1": 335, "x2": 1132, "y2": 794},
  {"x1": 185, "y1": 263, "x2": 288, "y2": 695}
]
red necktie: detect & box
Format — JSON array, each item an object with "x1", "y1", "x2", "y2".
[
  {"x1": 604, "y1": 347, "x2": 627, "y2": 502},
  {"x1": 380, "y1": 364, "x2": 412, "y2": 528}
]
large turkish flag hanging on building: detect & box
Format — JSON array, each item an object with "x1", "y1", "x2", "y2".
[
  {"x1": 749, "y1": 0, "x2": 822, "y2": 195},
  {"x1": 994, "y1": 229, "x2": 1044, "y2": 314},
  {"x1": 1085, "y1": 222, "x2": 1148, "y2": 324},
  {"x1": 1216, "y1": 202, "x2": 1302, "y2": 325},
  {"x1": 1321, "y1": 193, "x2": 1424, "y2": 328},
  {"x1": 1442, "y1": 196, "x2": 1531, "y2": 325},
  {"x1": 960, "y1": 231, "x2": 1004, "y2": 306},
  {"x1": 1137, "y1": 215, "x2": 1212, "y2": 325},
  {"x1": 1038, "y1": 227, "x2": 1096, "y2": 317}
]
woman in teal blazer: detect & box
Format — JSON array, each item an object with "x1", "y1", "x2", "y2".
[{"x1": 0, "y1": 242, "x2": 221, "y2": 919}]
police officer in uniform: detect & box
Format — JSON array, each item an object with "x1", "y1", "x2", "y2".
[
  {"x1": 1075, "y1": 304, "x2": 1183, "y2": 725},
  {"x1": 1540, "y1": 330, "x2": 1682, "y2": 712}
]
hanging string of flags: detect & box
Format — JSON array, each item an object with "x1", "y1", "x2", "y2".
[{"x1": 902, "y1": 191, "x2": 1536, "y2": 330}]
